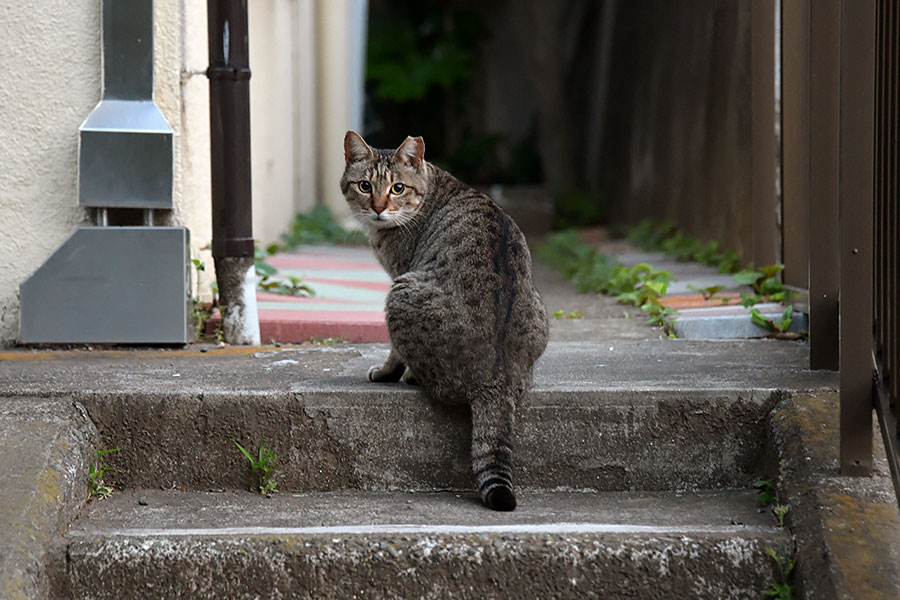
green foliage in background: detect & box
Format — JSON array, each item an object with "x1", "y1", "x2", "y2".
[
  {"x1": 367, "y1": 8, "x2": 482, "y2": 103},
  {"x1": 279, "y1": 205, "x2": 367, "y2": 249},
  {"x1": 553, "y1": 189, "x2": 607, "y2": 230},
  {"x1": 538, "y1": 231, "x2": 676, "y2": 335},
  {"x1": 627, "y1": 219, "x2": 741, "y2": 274}
]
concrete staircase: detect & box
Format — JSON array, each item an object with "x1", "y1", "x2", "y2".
[{"x1": 12, "y1": 340, "x2": 829, "y2": 599}]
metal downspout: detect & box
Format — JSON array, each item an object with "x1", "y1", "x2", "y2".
[{"x1": 206, "y1": 0, "x2": 260, "y2": 345}]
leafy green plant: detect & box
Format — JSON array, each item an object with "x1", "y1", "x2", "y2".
[
  {"x1": 687, "y1": 284, "x2": 726, "y2": 301},
  {"x1": 733, "y1": 264, "x2": 787, "y2": 302},
  {"x1": 278, "y1": 205, "x2": 367, "y2": 249},
  {"x1": 308, "y1": 337, "x2": 345, "y2": 346},
  {"x1": 626, "y1": 219, "x2": 741, "y2": 273},
  {"x1": 754, "y1": 478, "x2": 776, "y2": 506},
  {"x1": 552, "y1": 310, "x2": 583, "y2": 319},
  {"x1": 538, "y1": 232, "x2": 676, "y2": 335},
  {"x1": 763, "y1": 546, "x2": 796, "y2": 599},
  {"x1": 751, "y1": 306, "x2": 794, "y2": 334},
  {"x1": 89, "y1": 448, "x2": 119, "y2": 499},
  {"x1": 772, "y1": 504, "x2": 791, "y2": 529},
  {"x1": 235, "y1": 441, "x2": 279, "y2": 495},
  {"x1": 255, "y1": 245, "x2": 315, "y2": 298}
]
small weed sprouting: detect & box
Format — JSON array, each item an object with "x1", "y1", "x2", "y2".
[
  {"x1": 626, "y1": 219, "x2": 741, "y2": 274},
  {"x1": 537, "y1": 232, "x2": 676, "y2": 336},
  {"x1": 773, "y1": 504, "x2": 791, "y2": 529},
  {"x1": 308, "y1": 336, "x2": 345, "y2": 346},
  {"x1": 751, "y1": 306, "x2": 795, "y2": 335},
  {"x1": 89, "y1": 448, "x2": 119, "y2": 499},
  {"x1": 733, "y1": 264, "x2": 787, "y2": 303},
  {"x1": 255, "y1": 245, "x2": 315, "y2": 298},
  {"x1": 235, "y1": 441, "x2": 279, "y2": 495},
  {"x1": 552, "y1": 310, "x2": 583, "y2": 319},
  {"x1": 763, "y1": 546, "x2": 796, "y2": 599},
  {"x1": 687, "y1": 284, "x2": 726, "y2": 301},
  {"x1": 754, "y1": 478, "x2": 776, "y2": 506}
]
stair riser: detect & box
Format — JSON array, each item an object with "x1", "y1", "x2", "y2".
[
  {"x1": 79, "y1": 389, "x2": 778, "y2": 492},
  {"x1": 57, "y1": 533, "x2": 780, "y2": 600}
]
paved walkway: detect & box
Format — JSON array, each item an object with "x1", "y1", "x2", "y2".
[
  {"x1": 208, "y1": 245, "x2": 391, "y2": 343},
  {"x1": 206, "y1": 236, "x2": 806, "y2": 344}
]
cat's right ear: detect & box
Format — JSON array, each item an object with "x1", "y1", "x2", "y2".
[{"x1": 344, "y1": 131, "x2": 374, "y2": 166}]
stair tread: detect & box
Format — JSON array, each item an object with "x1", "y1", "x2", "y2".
[{"x1": 71, "y1": 488, "x2": 780, "y2": 538}]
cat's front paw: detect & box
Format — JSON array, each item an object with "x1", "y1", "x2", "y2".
[{"x1": 367, "y1": 363, "x2": 405, "y2": 382}]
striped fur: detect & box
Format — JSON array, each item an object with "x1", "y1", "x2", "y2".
[{"x1": 342, "y1": 131, "x2": 549, "y2": 511}]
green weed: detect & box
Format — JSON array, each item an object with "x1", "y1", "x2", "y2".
[
  {"x1": 754, "y1": 478, "x2": 776, "y2": 506},
  {"x1": 308, "y1": 337, "x2": 346, "y2": 346},
  {"x1": 235, "y1": 441, "x2": 279, "y2": 495},
  {"x1": 255, "y1": 245, "x2": 315, "y2": 298},
  {"x1": 279, "y1": 205, "x2": 368, "y2": 248},
  {"x1": 538, "y1": 232, "x2": 676, "y2": 335},
  {"x1": 687, "y1": 284, "x2": 726, "y2": 301},
  {"x1": 626, "y1": 219, "x2": 741, "y2": 273},
  {"x1": 89, "y1": 448, "x2": 119, "y2": 499},
  {"x1": 763, "y1": 546, "x2": 796, "y2": 599},
  {"x1": 733, "y1": 264, "x2": 787, "y2": 303},
  {"x1": 552, "y1": 310, "x2": 583, "y2": 319},
  {"x1": 751, "y1": 306, "x2": 794, "y2": 334},
  {"x1": 773, "y1": 504, "x2": 791, "y2": 529}
]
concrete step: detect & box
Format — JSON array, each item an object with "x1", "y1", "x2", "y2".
[
  {"x1": 80, "y1": 383, "x2": 779, "y2": 494},
  {"x1": 53, "y1": 488, "x2": 785, "y2": 599}
]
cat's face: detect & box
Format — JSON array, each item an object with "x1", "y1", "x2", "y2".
[{"x1": 341, "y1": 131, "x2": 429, "y2": 231}]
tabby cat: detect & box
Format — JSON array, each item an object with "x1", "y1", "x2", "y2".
[{"x1": 341, "y1": 131, "x2": 549, "y2": 511}]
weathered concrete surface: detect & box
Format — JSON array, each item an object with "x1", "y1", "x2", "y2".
[
  {"x1": 0, "y1": 342, "x2": 836, "y2": 494},
  {"x1": 769, "y1": 393, "x2": 900, "y2": 600},
  {"x1": 0, "y1": 398, "x2": 95, "y2": 600},
  {"x1": 0, "y1": 339, "x2": 837, "y2": 396},
  {"x1": 54, "y1": 489, "x2": 786, "y2": 599},
  {"x1": 69, "y1": 387, "x2": 780, "y2": 493}
]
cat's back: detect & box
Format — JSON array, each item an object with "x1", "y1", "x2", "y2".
[
  {"x1": 414, "y1": 167, "x2": 548, "y2": 362},
  {"x1": 417, "y1": 168, "x2": 534, "y2": 288}
]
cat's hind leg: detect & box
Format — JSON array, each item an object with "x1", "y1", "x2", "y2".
[
  {"x1": 367, "y1": 348, "x2": 406, "y2": 382},
  {"x1": 471, "y1": 391, "x2": 517, "y2": 511}
]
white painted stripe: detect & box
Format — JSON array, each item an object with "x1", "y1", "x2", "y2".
[{"x1": 72, "y1": 522, "x2": 772, "y2": 538}]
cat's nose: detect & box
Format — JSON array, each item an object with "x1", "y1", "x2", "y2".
[{"x1": 371, "y1": 199, "x2": 388, "y2": 215}]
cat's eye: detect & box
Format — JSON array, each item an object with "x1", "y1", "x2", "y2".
[
  {"x1": 357, "y1": 181, "x2": 372, "y2": 193},
  {"x1": 391, "y1": 183, "x2": 405, "y2": 195}
]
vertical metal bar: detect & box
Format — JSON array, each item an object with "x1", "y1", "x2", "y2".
[
  {"x1": 142, "y1": 209, "x2": 153, "y2": 227},
  {"x1": 889, "y1": 0, "x2": 899, "y2": 402},
  {"x1": 207, "y1": 0, "x2": 254, "y2": 261},
  {"x1": 97, "y1": 208, "x2": 108, "y2": 227},
  {"x1": 751, "y1": 0, "x2": 780, "y2": 268},
  {"x1": 781, "y1": 0, "x2": 811, "y2": 288},
  {"x1": 839, "y1": 0, "x2": 876, "y2": 476},
  {"x1": 808, "y1": 0, "x2": 841, "y2": 371},
  {"x1": 886, "y1": 2, "x2": 900, "y2": 402}
]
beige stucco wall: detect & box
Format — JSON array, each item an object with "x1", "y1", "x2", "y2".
[
  {"x1": 0, "y1": 0, "x2": 365, "y2": 344},
  {"x1": 0, "y1": 1, "x2": 213, "y2": 345},
  {"x1": 0, "y1": 2, "x2": 99, "y2": 344}
]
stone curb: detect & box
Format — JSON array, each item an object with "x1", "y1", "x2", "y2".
[{"x1": 0, "y1": 398, "x2": 96, "y2": 600}]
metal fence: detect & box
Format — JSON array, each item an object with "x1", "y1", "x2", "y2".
[
  {"x1": 605, "y1": 0, "x2": 900, "y2": 499},
  {"x1": 872, "y1": 0, "x2": 900, "y2": 499},
  {"x1": 793, "y1": 0, "x2": 899, "y2": 496}
]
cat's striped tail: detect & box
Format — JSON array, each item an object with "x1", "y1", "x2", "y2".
[{"x1": 471, "y1": 395, "x2": 517, "y2": 511}]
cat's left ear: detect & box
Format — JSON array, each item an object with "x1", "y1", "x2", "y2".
[{"x1": 393, "y1": 136, "x2": 425, "y2": 170}]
